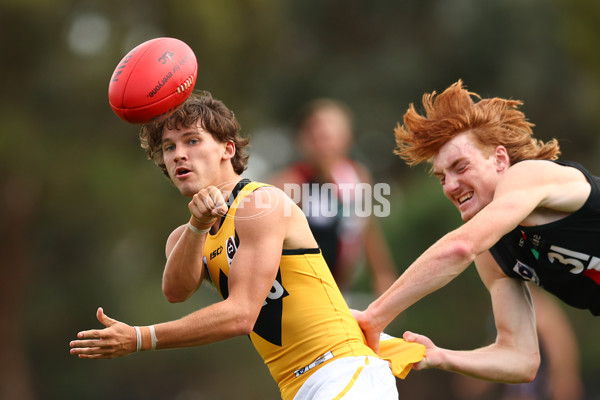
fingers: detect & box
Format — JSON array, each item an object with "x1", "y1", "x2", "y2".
[
  {"x1": 403, "y1": 331, "x2": 431, "y2": 346},
  {"x1": 212, "y1": 201, "x2": 228, "y2": 217},
  {"x1": 96, "y1": 307, "x2": 104, "y2": 322},
  {"x1": 70, "y1": 339, "x2": 99, "y2": 352},
  {"x1": 96, "y1": 307, "x2": 119, "y2": 327},
  {"x1": 69, "y1": 327, "x2": 129, "y2": 359},
  {"x1": 401, "y1": 331, "x2": 431, "y2": 370},
  {"x1": 350, "y1": 309, "x2": 363, "y2": 320},
  {"x1": 361, "y1": 325, "x2": 381, "y2": 354},
  {"x1": 69, "y1": 339, "x2": 115, "y2": 359},
  {"x1": 205, "y1": 185, "x2": 227, "y2": 216},
  {"x1": 70, "y1": 332, "x2": 105, "y2": 358},
  {"x1": 403, "y1": 331, "x2": 435, "y2": 350},
  {"x1": 70, "y1": 307, "x2": 131, "y2": 359},
  {"x1": 366, "y1": 332, "x2": 381, "y2": 354},
  {"x1": 403, "y1": 331, "x2": 417, "y2": 342},
  {"x1": 189, "y1": 186, "x2": 227, "y2": 224},
  {"x1": 403, "y1": 331, "x2": 429, "y2": 344},
  {"x1": 352, "y1": 309, "x2": 381, "y2": 353},
  {"x1": 75, "y1": 352, "x2": 105, "y2": 360},
  {"x1": 76, "y1": 328, "x2": 103, "y2": 340}
]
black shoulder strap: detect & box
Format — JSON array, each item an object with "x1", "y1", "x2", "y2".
[{"x1": 216, "y1": 178, "x2": 253, "y2": 231}]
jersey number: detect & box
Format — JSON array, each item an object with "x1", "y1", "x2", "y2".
[{"x1": 547, "y1": 245, "x2": 600, "y2": 274}]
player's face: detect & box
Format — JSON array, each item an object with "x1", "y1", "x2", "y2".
[
  {"x1": 432, "y1": 132, "x2": 502, "y2": 222},
  {"x1": 162, "y1": 122, "x2": 229, "y2": 197},
  {"x1": 298, "y1": 109, "x2": 352, "y2": 165}
]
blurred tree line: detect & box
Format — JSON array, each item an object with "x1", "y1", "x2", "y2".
[{"x1": 1, "y1": 0, "x2": 599, "y2": 399}]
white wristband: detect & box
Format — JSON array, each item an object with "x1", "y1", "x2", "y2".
[
  {"x1": 188, "y1": 222, "x2": 210, "y2": 235},
  {"x1": 134, "y1": 326, "x2": 142, "y2": 352},
  {"x1": 149, "y1": 325, "x2": 158, "y2": 350}
]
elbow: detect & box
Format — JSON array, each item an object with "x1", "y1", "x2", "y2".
[
  {"x1": 521, "y1": 351, "x2": 541, "y2": 383},
  {"x1": 231, "y1": 313, "x2": 256, "y2": 336},
  {"x1": 164, "y1": 293, "x2": 187, "y2": 304},
  {"x1": 163, "y1": 291, "x2": 187, "y2": 304},
  {"x1": 440, "y1": 237, "x2": 478, "y2": 276},
  {"x1": 233, "y1": 322, "x2": 254, "y2": 337},
  {"x1": 162, "y1": 283, "x2": 192, "y2": 303},
  {"x1": 225, "y1": 303, "x2": 257, "y2": 336},
  {"x1": 508, "y1": 350, "x2": 540, "y2": 384},
  {"x1": 447, "y1": 238, "x2": 478, "y2": 263}
]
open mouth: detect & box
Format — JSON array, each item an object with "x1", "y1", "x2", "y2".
[
  {"x1": 175, "y1": 167, "x2": 191, "y2": 177},
  {"x1": 457, "y1": 192, "x2": 473, "y2": 205}
]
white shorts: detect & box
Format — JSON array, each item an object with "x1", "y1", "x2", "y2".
[{"x1": 293, "y1": 356, "x2": 398, "y2": 400}]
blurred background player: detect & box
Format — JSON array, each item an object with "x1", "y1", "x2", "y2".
[{"x1": 270, "y1": 99, "x2": 397, "y2": 303}]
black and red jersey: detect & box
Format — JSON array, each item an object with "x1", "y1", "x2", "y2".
[{"x1": 490, "y1": 161, "x2": 600, "y2": 315}]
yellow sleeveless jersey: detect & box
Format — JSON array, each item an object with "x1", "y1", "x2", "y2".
[{"x1": 202, "y1": 180, "x2": 424, "y2": 399}]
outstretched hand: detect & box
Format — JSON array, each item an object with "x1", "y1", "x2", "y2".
[
  {"x1": 352, "y1": 309, "x2": 383, "y2": 354},
  {"x1": 69, "y1": 307, "x2": 136, "y2": 359}
]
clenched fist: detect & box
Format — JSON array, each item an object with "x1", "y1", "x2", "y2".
[{"x1": 189, "y1": 186, "x2": 229, "y2": 229}]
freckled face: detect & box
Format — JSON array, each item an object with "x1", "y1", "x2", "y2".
[
  {"x1": 161, "y1": 122, "x2": 228, "y2": 197},
  {"x1": 432, "y1": 132, "x2": 502, "y2": 222}
]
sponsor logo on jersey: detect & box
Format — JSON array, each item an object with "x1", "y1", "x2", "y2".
[
  {"x1": 209, "y1": 245, "x2": 223, "y2": 260},
  {"x1": 294, "y1": 351, "x2": 334, "y2": 377}
]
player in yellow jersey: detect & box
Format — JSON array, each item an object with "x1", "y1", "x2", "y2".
[{"x1": 69, "y1": 92, "x2": 424, "y2": 399}]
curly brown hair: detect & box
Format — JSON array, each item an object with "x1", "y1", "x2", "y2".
[
  {"x1": 394, "y1": 80, "x2": 560, "y2": 167},
  {"x1": 139, "y1": 91, "x2": 250, "y2": 177}
]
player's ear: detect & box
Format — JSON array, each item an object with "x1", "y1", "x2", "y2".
[
  {"x1": 494, "y1": 145, "x2": 510, "y2": 172},
  {"x1": 222, "y1": 140, "x2": 235, "y2": 160}
]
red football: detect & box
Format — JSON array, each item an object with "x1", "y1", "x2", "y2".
[{"x1": 108, "y1": 37, "x2": 197, "y2": 124}]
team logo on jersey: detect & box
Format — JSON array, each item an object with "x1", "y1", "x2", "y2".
[
  {"x1": 226, "y1": 235, "x2": 237, "y2": 266},
  {"x1": 512, "y1": 260, "x2": 541, "y2": 285}
]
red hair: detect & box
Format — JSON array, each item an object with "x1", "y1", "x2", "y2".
[{"x1": 394, "y1": 80, "x2": 560, "y2": 166}]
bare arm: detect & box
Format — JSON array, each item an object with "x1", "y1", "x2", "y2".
[
  {"x1": 403, "y1": 251, "x2": 539, "y2": 383},
  {"x1": 358, "y1": 161, "x2": 589, "y2": 351},
  {"x1": 162, "y1": 186, "x2": 228, "y2": 302},
  {"x1": 153, "y1": 188, "x2": 287, "y2": 349},
  {"x1": 358, "y1": 200, "x2": 524, "y2": 352},
  {"x1": 70, "y1": 187, "x2": 287, "y2": 358},
  {"x1": 161, "y1": 223, "x2": 206, "y2": 302}
]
